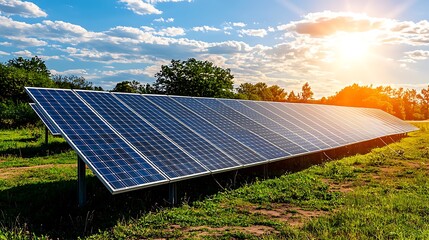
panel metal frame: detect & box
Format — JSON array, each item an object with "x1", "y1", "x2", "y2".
[
  {"x1": 29, "y1": 103, "x2": 61, "y2": 135},
  {"x1": 26, "y1": 87, "x2": 169, "y2": 194}
]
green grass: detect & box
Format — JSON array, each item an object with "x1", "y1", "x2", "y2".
[{"x1": 0, "y1": 123, "x2": 428, "y2": 239}]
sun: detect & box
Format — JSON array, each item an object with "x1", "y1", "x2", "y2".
[{"x1": 329, "y1": 32, "x2": 373, "y2": 63}]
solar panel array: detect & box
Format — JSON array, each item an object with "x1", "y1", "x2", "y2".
[{"x1": 26, "y1": 87, "x2": 418, "y2": 194}]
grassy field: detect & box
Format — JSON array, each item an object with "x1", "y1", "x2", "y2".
[{"x1": 0, "y1": 122, "x2": 428, "y2": 239}]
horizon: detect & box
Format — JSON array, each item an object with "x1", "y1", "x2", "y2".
[{"x1": 1, "y1": 0, "x2": 429, "y2": 98}]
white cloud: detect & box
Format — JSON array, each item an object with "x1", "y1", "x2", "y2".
[
  {"x1": 239, "y1": 28, "x2": 268, "y2": 37},
  {"x1": 0, "y1": 0, "x2": 47, "y2": 18},
  {"x1": 153, "y1": 17, "x2": 174, "y2": 23},
  {"x1": 156, "y1": 27, "x2": 185, "y2": 36},
  {"x1": 192, "y1": 26, "x2": 220, "y2": 32},
  {"x1": 0, "y1": 50, "x2": 9, "y2": 55},
  {"x1": 118, "y1": 0, "x2": 162, "y2": 15},
  {"x1": 232, "y1": 22, "x2": 246, "y2": 27},
  {"x1": 404, "y1": 50, "x2": 429, "y2": 61},
  {"x1": 13, "y1": 49, "x2": 32, "y2": 57}
]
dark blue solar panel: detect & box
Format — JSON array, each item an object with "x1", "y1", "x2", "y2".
[
  {"x1": 172, "y1": 96, "x2": 288, "y2": 160},
  {"x1": 303, "y1": 104, "x2": 380, "y2": 141},
  {"x1": 238, "y1": 100, "x2": 329, "y2": 150},
  {"x1": 260, "y1": 102, "x2": 342, "y2": 148},
  {"x1": 195, "y1": 98, "x2": 300, "y2": 157},
  {"x1": 218, "y1": 99, "x2": 316, "y2": 155},
  {"x1": 362, "y1": 108, "x2": 418, "y2": 133},
  {"x1": 76, "y1": 91, "x2": 209, "y2": 179},
  {"x1": 113, "y1": 93, "x2": 240, "y2": 171},
  {"x1": 145, "y1": 95, "x2": 266, "y2": 166},
  {"x1": 26, "y1": 88, "x2": 167, "y2": 192},
  {"x1": 285, "y1": 104, "x2": 360, "y2": 145},
  {"x1": 30, "y1": 103, "x2": 61, "y2": 135}
]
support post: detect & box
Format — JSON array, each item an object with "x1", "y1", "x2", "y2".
[
  {"x1": 78, "y1": 156, "x2": 87, "y2": 207},
  {"x1": 44, "y1": 126, "x2": 49, "y2": 146},
  {"x1": 169, "y1": 182, "x2": 177, "y2": 206},
  {"x1": 263, "y1": 164, "x2": 268, "y2": 179}
]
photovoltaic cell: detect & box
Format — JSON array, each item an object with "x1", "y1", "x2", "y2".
[
  {"x1": 218, "y1": 99, "x2": 314, "y2": 155},
  {"x1": 26, "y1": 88, "x2": 167, "y2": 193},
  {"x1": 29, "y1": 103, "x2": 61, "y2": 135},
  {"x1": 261, "y1": 102, "x2": 342, "y2": 148},
  {"x1": 239, "y1": 100, "x2": 328, "y2": 150},
  {"x1": 114, "y1": 93, "x2": 240, "y2": 172},
  {"x1": 145, "y1": 95, "x2": 265, "y2": 166},
  {"x1": 172, "y1": 96, "x2": 288, "y2": 160},
  {"x1": 76, "y1": 91, "x2": 209, "y2": 179}
]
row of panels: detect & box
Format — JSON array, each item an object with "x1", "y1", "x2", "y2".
[{"x1": 26, "y1": 87, "x2": 418, "y2": 193}]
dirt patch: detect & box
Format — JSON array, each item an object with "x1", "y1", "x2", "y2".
[
  {"x1": 0, "y1": 163, "x2": 76, "y2": 179},
  {"x1": 184, "y1": 225, "x2": 278, "y2": 238}
]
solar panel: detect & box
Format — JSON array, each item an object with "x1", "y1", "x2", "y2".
[
  {"x1": 76, "y1": 90, "x2": 210, "y2": 179},
  {"x1": 113, "y1": 93, "x2": 241, "y2": 172},
  {"x1": 261, "y1": 102, "x2": 343, "y2": 148},
  {"x1": 218, "y1": 99, "x2": 316, "y2": 155},
  {"x1": 29, "y1": 103, "x2": 61, "y2": 135},
  {"x1": 145, "y1": 95, "x2": 266, "y2": 166},
  {"x1": 26, "y1": 88, "x2": 168, "y2": 193},
  {"x1": 26, "y1": 87, "x2": 418, "y2": 196},
  {"x1": 172, "y1": 96, "x2": 288, "y2": 160}
]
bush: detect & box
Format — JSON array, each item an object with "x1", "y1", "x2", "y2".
[{"x1": 0, "y1": 101, "x2": 39, "y2": 129}]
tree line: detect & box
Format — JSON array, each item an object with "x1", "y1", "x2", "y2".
[{"x1": 1, "y1": 56, "x2": 428, "y2": 128}]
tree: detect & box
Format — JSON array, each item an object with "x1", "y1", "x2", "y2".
[
  {"x1": 7, "y1": 56, "x2": 50, "y2": 77},
  {"x1": 236, "y1": 82, "x2": 286, "y2": 101},
  {"x1": 0, "y1": 59, "x2": 53, "y2": 103},
  {"x1": 418, "y1": 85, "x2": 429, "y2": 119},
  {"x1": 268, "y1": 85, "x2": 287, "y2": 102},
  {"x1": 300, "y1": 82, "x2": 314, "y2": 102},
  {"x1": 112, "y1": 80, "x2": 152, "y2": 93},
  {"x1": 52, "y1": 75, "x2": 103, "y2": 90},
  {"x1": 287, "y1": 91, "x2": 299, "y2": 102},
  {"x1": 153, "y1": 58, "x2": 234, "y2": 97}
]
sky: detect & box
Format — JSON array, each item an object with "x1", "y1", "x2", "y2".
[{"x1": 0, "y1": 0, "x2": 429, "y2": 97}]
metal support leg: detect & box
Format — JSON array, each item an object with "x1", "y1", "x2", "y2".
[
  {"x1": 263, "y1": 164, "x2": 268, "y2": 179},
  {"x1": 78, "y1": 157, "x2": 87, "y2": 207},
  {"x1": 45, "y1": 126, "x2": 49, "y2": 145},
  {"x1": 169, "y1": 183, "x2": 177, "y2": 206}
]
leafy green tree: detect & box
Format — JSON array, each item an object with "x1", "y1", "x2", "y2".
[
  {"x1": 0, "y1": 61, "x2": 53, "y2": 103},
  {"x1": 7, "y1": 56, "x2": 50, "y2": 77},
  {"x1": 300, "y1": 82, "x2": 314, "y2": 102},
  {"x1": 153, "y1": 58, "x2": 234, "y2": 97},
  {"x1": 112, "y1": 80, "x2": 152, "y2": 94},
  {"x1": 236, "y1": 82, "x2": 286, "y2": 101},
  {"x1": 287, "y1": 91, "x2": 299, "y2": 102},
  {"x1": 418, "y1": 85, "x2": 429, "y2": 119},
  {"x1": 52, "y1": 75, "x2": 103, "y2": 90}
]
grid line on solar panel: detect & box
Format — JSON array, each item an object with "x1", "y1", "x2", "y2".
[
  {"x1": 365, "y1": 108, "x2": 418, "y2": 133},
  {"x1": 113, "y1": 93, "x2": 241, "y2": 172},
  {"x1": 144, "y1": 95, "x2": 266, "y2": 166},
  {"x1": 217, "y1": 99, "x2": 316, "y2": 155},
  {"x1": 260, "y1": 102, "x2": 342, "y2": 148},
  {"x1": 171, "y1": 96, "x2": 290, "y2": 160},
  {"x1": 196, "y1": 98, "x2": 313, "y2": 157},
  {"x1": 75, "y1": 90, "x2": 210, "y2": 179},
  {"x1": 303, "y1": 104, "x2": 380, "y2": 141},
  {"x1": 237, "y1": 100, "x2": 328, "y2": 151},
  {"x1": 345, "y1": 107, "x2": 399, "y2": 136},
  {"x1": 286, "y1": 104, "x2": 363, "y2": 144},
  {"x1": 29, "y1": 103, "x2": 61, "y2": 135},
  {"x1": 26, "y1": 87, "x2": 168, "y2": 193}
]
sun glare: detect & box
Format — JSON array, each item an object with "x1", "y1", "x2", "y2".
[{"x1": 329, "y1": 32, "x2": 372, "y2": 63}]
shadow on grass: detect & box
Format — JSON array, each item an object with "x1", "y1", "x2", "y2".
[
  {"x1": 0, "y1": 141, "x2": 72, "y2": 158},
  {"x1": 0, "y1": 134, "x2": 405, "y2": 239}
]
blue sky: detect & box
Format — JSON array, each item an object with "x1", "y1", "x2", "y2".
[{"x1": 0, "y1": 0, "x2": 429, "y2": 97}]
